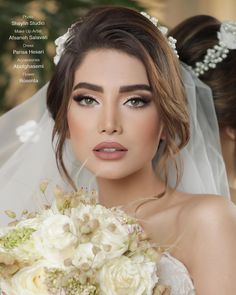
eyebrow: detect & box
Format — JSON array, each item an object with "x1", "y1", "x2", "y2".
[
  {"x1": 120, "y1": 84, "x2": 152, "y2": 93},
  {"x1": 72, "y1": 82, "x2": 152, "y2": 93}
]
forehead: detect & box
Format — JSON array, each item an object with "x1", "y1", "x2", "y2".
[{"x1": 73, "y1": 49, "x2": 149, "y2": 86}]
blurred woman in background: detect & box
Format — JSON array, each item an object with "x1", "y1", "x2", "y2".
[{"x1": 170, "y1": 15, "x2": 236, "y2": 203}]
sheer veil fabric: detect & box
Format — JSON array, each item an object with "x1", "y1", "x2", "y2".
[
  {"x1": 0, "y1": 64, "x2": 230, "y2": 226},
  {"x1": 170, "y1": 64, "x2": 230, "y2": 197}
]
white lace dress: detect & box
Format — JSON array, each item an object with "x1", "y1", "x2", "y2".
[{"x1": 158, "y1": 252, "x2": 195, "y2": 295}]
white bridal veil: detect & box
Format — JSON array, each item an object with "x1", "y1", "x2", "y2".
[{"x1": 0, "y1": 64, "x2": 230, "y2": 226}]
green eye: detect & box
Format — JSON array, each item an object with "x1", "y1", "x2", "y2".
[
  {"x1": 73, "y1": 95, "x2": 98, "y2": 106},
  {"x1": 124, "y1": 97, "x2": 150, "y2": 108}
]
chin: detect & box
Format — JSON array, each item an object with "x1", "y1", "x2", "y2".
[
  {"x1": 83, "y1": 156, "x2": 148, "y2": 180},
  {"x1": 84, "y1": 164, "x2": 134, "y2": 180},
  {"x1": 93, "y1": 170, "x2": 130, "y2": 180}
]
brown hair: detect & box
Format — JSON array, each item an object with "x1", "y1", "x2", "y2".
[
  {"x1": 47, "y1": 6, "x2": 190, "y2": 189},
  {"x1": 169, "y1": 15, "x2": 236, "y2": 130}
]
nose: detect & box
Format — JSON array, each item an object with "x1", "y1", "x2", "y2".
[{"x1": 97, "y1": 104, "x2": 123, "y2": 135}]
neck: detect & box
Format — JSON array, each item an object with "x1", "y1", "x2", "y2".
[{"x1": 96, "y1": 165, "x2": 165, "y2": 208}]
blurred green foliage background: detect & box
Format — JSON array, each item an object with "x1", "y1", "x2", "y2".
[{"x1": 0, "y1": 0, "x2": 144, "y2": 115}]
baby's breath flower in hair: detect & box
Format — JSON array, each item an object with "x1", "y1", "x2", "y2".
[
  {"x1": 141, "y1": 11, "x2": 178, "y2": 57},
  {"x1": 53, "y1": 11, "x2": 179, "y2": 65}
]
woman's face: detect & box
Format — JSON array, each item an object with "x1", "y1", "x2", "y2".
[{"x1": 67, "y1": 49, "x2": 163, "y2": 179}]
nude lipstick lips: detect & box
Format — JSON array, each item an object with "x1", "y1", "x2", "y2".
[{"x1": 93, "y1": 142, "x2": 128, "y2": 160}]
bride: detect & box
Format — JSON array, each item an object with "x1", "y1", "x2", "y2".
[{"x1": 0, "y1": 6, "x2": 236, "y2": 294}]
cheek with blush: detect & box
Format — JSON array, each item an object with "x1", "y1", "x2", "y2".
[{"x1": 128, "y1": 110, "x2": 163, "y2": 161}]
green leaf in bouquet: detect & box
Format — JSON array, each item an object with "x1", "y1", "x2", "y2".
[{"x1": 0, "y1": 226, "x2": 36, "y2": 249}]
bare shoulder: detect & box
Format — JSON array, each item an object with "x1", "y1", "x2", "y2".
[
  {"x1": 171, "y1": 192, "x2": 236, "y2": 259},
  {"x1": 175, "y1": 193, "x2": 236, "y2": 293},
  {"x1": 178, "y1": 193, "x2": 236, "y2": 229}
]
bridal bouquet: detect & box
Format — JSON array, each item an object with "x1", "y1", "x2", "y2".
[{"x1": 0, "y1": 183, "x2": 170, "y2": 295}]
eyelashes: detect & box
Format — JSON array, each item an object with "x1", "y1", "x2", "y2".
[
  {"x1": 73, "y1": 95, "x2": 98, "y2": 106},
  {"x1": 72, "y1": 94, "x2": 152, "y2": 108},
  {"x1": 125, "y1": 97, "x2": 151, "y2": 108}
]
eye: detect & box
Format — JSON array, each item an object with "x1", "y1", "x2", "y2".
[
  {"x1": 124, "y1": 97, "x2": 151, "y2": 108},
  {"x1": 73, "y1": 95, "x2": 99, "y2": 106}
]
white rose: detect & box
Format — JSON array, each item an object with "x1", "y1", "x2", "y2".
[
  {"x1": 0, "y1": 219, "x2": 40, "y2": 263},
  {"x1": 12, "y1": 238, "x2": 41, "y2": 263},
  {"x1": 12, "y1": 218, "x2": 41, "y2": 262},
  {"x1": 99, "y1": 256, "x2": 158, "y2": 295},
  {"x1": 72, "y1": 242, "x2": 117, "y2": 269},
  {"x1": 92, "y1": 225, "x2": 128, "y2": 260},
  {"x1": 72, "y1": 243, "x2": 96, "y2": 267},
  {"x1": 33, "y1": 214, "x2": 78, "y2": 266},
  {"x1": 71, "y1": 204, "x2": 129, "y2": 258},
  {"x1": 92, "y1": 208, "x2": 129, "y2": 260},
  {"x1": 10, "y1": 261, "x2": 50, "y2": 295}
]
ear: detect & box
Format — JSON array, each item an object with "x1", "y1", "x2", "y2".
[{"x1": 225, "y1": 126, "x2": 236, "y2": 141}]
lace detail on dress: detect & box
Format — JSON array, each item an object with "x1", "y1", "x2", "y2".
[{"x1": 158, "y1": 252, "x2": 195, "y2": 295}]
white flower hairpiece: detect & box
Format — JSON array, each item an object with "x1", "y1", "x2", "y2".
[
  {"x1": 53, "y1": 11, "x2": 178, "y2": 65},
  {"x1": 191, "y1": 20, "x2": 236, "y2": 76},
  {"x1": 54, "y1": 29, "x2": 71, "y2": 65}
]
